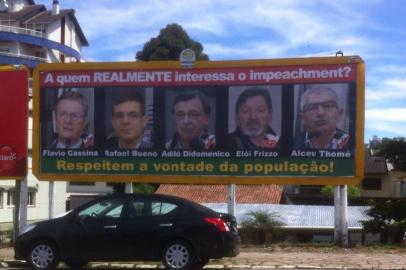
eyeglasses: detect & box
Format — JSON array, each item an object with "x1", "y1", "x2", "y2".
[
  {"x1": 57, "y1": 111, "x2": 85, "y2": 122},
  {"x1": 302, "y1": 101, "x2": 338, "y2": 113},
  {"x1": 113, "y1": 111, "x2": 143, "y2": 120}
]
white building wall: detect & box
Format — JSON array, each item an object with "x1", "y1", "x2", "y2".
[
  {"x1": 67, "y1": 182, "x2": 113, "y2": 194},
  {"x1": 0, "y1": 0, "x2": 87, "y2": 231},
  {"x1": 46, "y1": 16, "x2": 83, "y2": 63},
  {"x1": 46, "y1": 19, "x2": 62, "y2": 62},
  {"x1": 63, "y1": 16, "x2": 82, "y2": 62},
  {"x1": 0, "y1": 179, "x2": 67, "y2": 225}
]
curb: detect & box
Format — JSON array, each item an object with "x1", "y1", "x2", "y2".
[{"x1": 3, "y1": 260, "x2": 405, "y2": 270}]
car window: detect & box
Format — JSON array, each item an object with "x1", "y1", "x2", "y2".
[
  {"x1": 128, "y1": 201, "x2": 147, "y2": 217},
  {"x1": 78, "y1": 198, "x2": 125, "y2": 219},
  {"x1": 105, "y1": 205, "x2": 123, "y2": 218},
  {"x1": 151, "y1": 201, "x2": 178, "y2": 216}
]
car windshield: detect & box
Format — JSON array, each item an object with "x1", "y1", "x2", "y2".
[
  {"x1": 55, "y1": 209, "x2": 73, "y2": 218},
  {"x1": 78, "y1": 198, "x2": 125, "y2": 218}
]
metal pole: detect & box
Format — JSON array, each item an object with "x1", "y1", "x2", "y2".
[
  {"x1": 340, "y1": 185, "x2": 349, "y2": 247},
  {"x1": 13, "y1": 180, "x2": 20, "y2": 243},
  {"x1": 18, "y1": 176, "x2": 28, "y2": 234},
  {"x1": 227, "y1": 184, "x2": 236, "y2": 216},
  {"x1": 48, "y1": 181, "x2": 54, "y2": 219},
  {"x1": 334, "y1": 185, "x2": 341, "y2": 245},
  {"x1": 125, "y1": 183, "x2": 133, "y2": 193}
]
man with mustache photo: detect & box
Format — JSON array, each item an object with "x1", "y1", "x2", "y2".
[{"x1": 228, "y1": 87, "x2": 279, "y2": 149}]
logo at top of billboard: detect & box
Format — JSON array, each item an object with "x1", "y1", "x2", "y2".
[{"x1": 39, "y1": 64, "x2": 357, "y2": 178}]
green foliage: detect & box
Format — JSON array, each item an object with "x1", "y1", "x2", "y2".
[
  {"x1": 241, "y1": 210, "x2": 284, "y2": 231},
  {"x1": 362, "y1": 199, "x2": 406, "y2": 244},
  {"x1": 136, "y1": 23, "x2": 209, "y2": 61},
  {"x1": 321, "y1": 185, "x2": 361, "y2": 197},
  {"x1": 132, "y1": 183, "x2": 157, "y2": 193},
  {"x1": 373, "y1": 137, "x2": 406, "y2": 170},
  {"x1": 240, "y1": 210, "x2": 284, "y2": 244}
]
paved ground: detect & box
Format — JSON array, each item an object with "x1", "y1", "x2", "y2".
[{"x1": 1, "y1": 246, "x2": 405, "y2": 269}]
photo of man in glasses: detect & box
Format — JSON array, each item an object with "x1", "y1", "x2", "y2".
[
  {"x1": 52, "y1": 91, "x2": 93, "y2": 149},
  {"x1": 294, "y1": 85, "x2": 350, "y2": 149}
]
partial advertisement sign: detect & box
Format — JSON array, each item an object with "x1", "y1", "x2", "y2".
[
  {"x1": 0, "y1": 66, "x2": 28, "y2": 179},
  {"x1": 33, "y1": 56, "x2": 365, "y2": 184}
]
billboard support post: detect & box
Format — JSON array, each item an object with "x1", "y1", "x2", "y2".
[
  {"x1": 13, "y1": 180, "x2": 20, "y2": 243},
  {"x1": 48, "y1": 181, "x2": 54, "y2": 218},
  {"x1": 334, "y1": 185, "x2": 349, "y2": 247},
  {"x1": 340, "y1": 185, "x2": 349, "y2": 247},
  {"x1": 18, "y1": 176, "x2": 28, "y2": 234},
  {"x1": 125, "y1": 183, "x2": 133, "y2": 193},
  {"x1": 227, "y1": 184, "x2": 236, "y2": 216}
]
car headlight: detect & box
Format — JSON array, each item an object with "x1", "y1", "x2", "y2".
[{"x1": 19, "y1": 224, "x2": 36, "y2": 235}]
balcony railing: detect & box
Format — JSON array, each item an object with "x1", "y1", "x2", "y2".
[
  {"x1": 0, "y1": 24, "x2": 45, "y2": 38},
  {"x1": 0, "y1": 51, "x2": 48, "y2": 62}
]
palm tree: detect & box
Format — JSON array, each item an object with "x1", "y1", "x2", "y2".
[{"x1": 240, "y1": 210, "x2": 284, "y2": 244}]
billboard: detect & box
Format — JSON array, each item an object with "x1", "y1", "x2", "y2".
[
  {"x1": 33, "y1": 56, "x2": 365, "y2": 185},
  {"x1": 0, "y1": 66, "x2": 28, "y2": 179}
]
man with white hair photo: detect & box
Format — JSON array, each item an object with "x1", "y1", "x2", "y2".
[{"x1": 294, "y1": 86, "x2": 350, "y2": 149}]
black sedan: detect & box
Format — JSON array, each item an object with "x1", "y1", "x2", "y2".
[{"x1": 14, "y1": 193, "x2": 240, "y2": 270}]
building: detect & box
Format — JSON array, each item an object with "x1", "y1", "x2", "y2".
[
  {"x1": 283, "y1": 146, "x2": 406, "y2": 205},
  {"x1": 0, "y1": 0, "x2": 88, "y2": 233},
  {"x1": 361, "y1": 146, "x2": 406, "y2": 198},
  {"x1": 205, "y1": 203, "x2": 376, "y2": 244},
  {"x1": 0, "y1": 0, "x2": 87, "y2": 69}
]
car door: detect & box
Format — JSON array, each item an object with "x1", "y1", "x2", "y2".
[
  {"x1": 61, "y1": 197, "x2": 128, "y2": 261},
  {"x1": 120, "y1": 197, "x2": 183, "y2": 260}
]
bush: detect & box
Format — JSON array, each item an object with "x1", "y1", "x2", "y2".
[
  {"x1": 240, "y1": 210, "x2": 284, "y2": 244},
  {"x1": 362, "y1": 199, "x2": 406, "y2": 244}
]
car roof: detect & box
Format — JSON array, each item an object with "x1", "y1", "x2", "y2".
[{"x1": 75, "y1": 193, "x2": 217, "y2": 214}]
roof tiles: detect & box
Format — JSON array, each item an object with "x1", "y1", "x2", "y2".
[{"x1": 156, "y1": 184, "x2": 283, "y2": 204}]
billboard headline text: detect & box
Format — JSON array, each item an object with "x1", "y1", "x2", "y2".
[{"x1": 41, "y1": 64, "x2": 356, "y2": 87}]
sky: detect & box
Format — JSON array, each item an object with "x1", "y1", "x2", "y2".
[{"x1": 36, "y1": 0, "x2": 406, "y2": 142}]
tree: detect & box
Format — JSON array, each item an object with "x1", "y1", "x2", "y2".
[
  {"x1": 125, "y1": 23, "x2": 210, "y2": 194},
  {"x1": 362, "y1": 199, "x2": 406, "y2": 244},
  {"x1": 240, "y1": 210, "x2": 284, "y2": 244},
  {"x1": 136, "y1": 23, "x2": 209, "y2": 61},
  {"x1": 373, "y1": 137, "x2": 406, "y2": 170},
  {"x1": 321, "y1": 185, "x2": 361, "y2": 197}
]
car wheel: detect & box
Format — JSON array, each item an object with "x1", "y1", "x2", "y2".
[
  {"x1": 65, "y1": 261, "x2": 88, "y2": 269},
  {"x1": 28, "y1": 241, "x2": 59, "y2": 270},
  {"x1": 162, "y1": 240, "x2": 194, "y2": 270},
  {"x1": 193, "y1": 258, "x2": 209, "y2": 269}
]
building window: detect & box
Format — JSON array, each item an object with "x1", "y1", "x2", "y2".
[
  {"x1": 35, "y1": 51, "x2": 46, "y2": 58},
  {"x1": 28, "y1": 191, "x2": 36, "y2": 206},
  {"x1": 0, "y1": 47, "x2": 10, "y2": 53},
  {"x1": 401, "y1": 181, "x2": 406, "y2": 198},
  {"x1": 362, "y1": 178, "x2": 382, "y2": 190},
  {"x1": 6, "y1": 190, "x2": 36, "y2": 206},
  {"x1": 7, "y1": 190, "x2": 15, "y2": 206}
]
